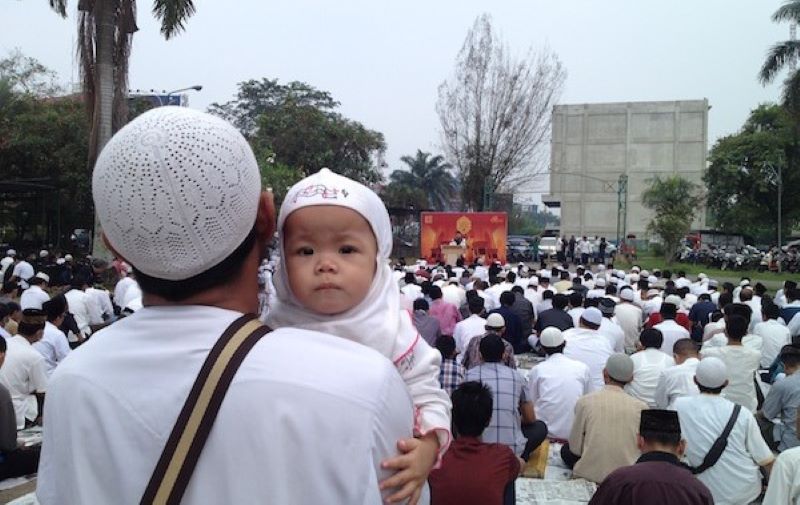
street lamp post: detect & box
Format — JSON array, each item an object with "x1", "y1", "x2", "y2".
[
  {"x1": 765, "y1": 159, "x2": 783, "y2": 272},
  {"x1": 150, "y1": 85, "x2": 203, "y2": 106}
]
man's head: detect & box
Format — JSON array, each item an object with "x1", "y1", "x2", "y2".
[
  {"x1": 724, "y1": 314, "x2": 748, "y2": 342},
  {"x1": 739, "y1": 288, "x2": 753, "y2": 302},
  {"x1": 552, "y1": 293, "x2": 569, "y2": 311},
  {"x1": 30, "y1": 272, "x2": 49, "y2": 287},
  {"x1": 485, "y1": 313, "x2": 505, "y2": 335},
  {"x1": 672, "y1": 338, "x2": 699, "y2": 364},
  {"x1": 429, "y1": 286, "x2": 443, "y2": 301},
  {"x1": 638, "y1": 328, "x2": 663, "y2": 350},
  {"x1": 579, "y1": 307, "x2": 602, "y2": 330},
  {"x1": 413, "y1": 298, "x2": 429, "y2": 313},
  {"x1": 43, "y1": 294, "x2": 68, "y2": 326},
  {"x1": 468, "y1": 296, "x2": 485, "y2": 316},
  {"x1": 619, "y1": 287, "x2": 635, "y2": 303},
  {"x1": 694, "y1": 357, "x2": 728, "y2": 393},
  {"x1": 511, "y1": 286, "x2": 524, "y2": 297},
  {"x1": 451, "y1": 381, "x2": 493, "y2": 438},
  {"x1": 435, "y1": 334, "x2": 457, "y2": 360},
  {"x1": 17, "y1": 308, "x2": 46, "y2": 343},
  {"x1": 539, "y1": 327, "x2": 565, "y2": 355},
  {"x1": 479, "y1": 333, "x2": 505, "y2": 363},
  {"x1": 598, "y1": 298, "x2": 615, "y2": 319},
  {"x1": 762, "y1": 301, "x2": 780, "y2": 322},
  {"x1": 659, "y1": 300, "x2": 677, "y2": 320},
  {"x1": 603, "y1": 353, "x2": 634, "y2": 386},
  {"x1": 92, "y1": 107, "x2": 273, "y2": 305},
  {"x1": 780, "y1": 344, "x2": 800, "y2": 374},
  {"x1": 568, "y1": 291, "x2": 583, "y2": 309},
  {"x1": 506, "y1": 271, "x2": 516, "y2": 284},
  {"x1": 638, "y1": 409, "x2": 685, "y2": 457}
]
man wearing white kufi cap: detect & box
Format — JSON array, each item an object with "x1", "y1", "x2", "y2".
[
  {"x1": 562, "y1": 307, "x2": 615, "y2": 391},
  {"x1": 37, "y1": 107, "x2": 416, "y2": 505},
  {"x1": 675, "y1": 357, "x2": 774, "y2": 505}
]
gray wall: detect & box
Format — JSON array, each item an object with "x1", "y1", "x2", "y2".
[{"x1": 545, "y1": 100, "x2": 708, "y2": 240}]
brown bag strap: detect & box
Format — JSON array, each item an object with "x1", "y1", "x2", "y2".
[{"x1": 141, "y1": 314, "x2": 270, "y2": 505}]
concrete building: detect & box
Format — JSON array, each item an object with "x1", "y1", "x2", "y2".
[{"x1": 543, "y1": 100, "x2": 708, "y2": 240}]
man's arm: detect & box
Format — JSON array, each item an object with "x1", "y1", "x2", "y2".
[
  {"x1": 519, "y1": 401, "x2": 536, "y2": 424},
  {"x1": 568, "y1": 399, "x2": 586, "y2": 455},
  {"x1": 0, "y1": 386, "x2": 18, "y2": 452}
]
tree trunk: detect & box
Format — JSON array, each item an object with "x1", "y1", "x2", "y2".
[{"x1": 91, "y1": 0, "x2": 117, "y2": 259}]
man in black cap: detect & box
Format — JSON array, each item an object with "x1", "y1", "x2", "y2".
[{"x1": 589, "y1": 409, "x2": 713, "y2": 505}]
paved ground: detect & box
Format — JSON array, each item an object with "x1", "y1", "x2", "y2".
[{"x1": 0, "y1": 479, "x2": 36, "y2": 503}]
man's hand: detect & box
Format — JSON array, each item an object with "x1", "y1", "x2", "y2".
[{"x1": 379, "y1": 432, "x2": 439, "y2": 504}]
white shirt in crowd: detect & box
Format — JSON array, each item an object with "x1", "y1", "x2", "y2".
[
  {"x1": 32, "y1": 321, "x2": 71, "y2": 377},
  {"x1": 441, "y1": 283, "x2": 465, "y2": 308},
  {"x1": 37, "y1": 306, "x2": 416, "y2": 505},
  {"x1": 675, "y1": 394, "x2": 774, "y2": 505},
  {"x1": 64, "y1": 289, "x2": 96, "y2": 338},
  {"x1": 614, "y1": 302, "x2": 643, "y2": 352},
  {"x1": 527, "y1": 352, "x2": 590, "y2": 440},
  {"x1": 653, "y1": 319, "x2": 690, "y2": 355},
  {"x1": 763, "y1": 446, "x2": 800, "y2": 505},
  {"x1": 400, "y1": 283, "x2": 422, "y2": 301},
  {"x1": 20, "y1": 285, "x2": 50, "y2": 310},
  {"x1": 11, "y1": 260, "x2": 34, "y2": 289},
  {"x1": 453, "y1": 314, "x2": 487, "y2": 356},
  {"x1": 598, "y1": 318, "x2": 625, "y2": 353},
  {"x1": 524, "y1": 287, "x2": 542, "y2": 307},
  {"x1": 87, "y1": 287, "x2": 114, "y2": 324},
  {"x1": 642, "y1": 296, "x2": 663, "y2": 316},
  {"x1": 567, "y1": 307, "x2": 585, "y2": 329},
  {"x1": 0, "y1": 256, "x2": 14, "y2": 278},
  {"x1": 562, "y1": 328, "x2": 614, "y2": 392},
  {"x1": 114, "y1": 276, "x2": 137, "y2": 308},
  {"x1": 625, "y1": 348, "x2": 675, "y2": 407},
  {"x1": 753, "y1": 319, "x2": 791, "y2": 369},
  {"x1": 0, "y1": 335, "x2": 48, "y2": 429},
  {"x1": 654, "y1": 357, "x2": 700, "y2": 409},
  {"x1": 701, "y1": 345, "x2": 762, "y2": 413}
]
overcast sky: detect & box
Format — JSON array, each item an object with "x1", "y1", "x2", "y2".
[{"x1": 1, "y1": 0, "x2": 789, "y2": 198}]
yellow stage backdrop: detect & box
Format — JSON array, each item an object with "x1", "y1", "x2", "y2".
[{"x1": 420, "y1": 212, "x2": 508, "y2": 264}]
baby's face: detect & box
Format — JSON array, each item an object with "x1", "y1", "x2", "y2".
[{"x1": 283, "y1": 205, "x2": 377, "y2": 315}]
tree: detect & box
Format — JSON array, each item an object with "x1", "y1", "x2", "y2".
[
  {"x1": 641, "y1": 176, "x2": 703, "y2": 263},
  {"x1": 385, "y1": 150, "x2": 457, "y2": 211},
  {"x1": 210, "y1": 79, "x2": 386, "y2": 185},
  {"x1": 705, "y1": 103, "x2": 798, "y2": 244},
  {"x1": 759, "y1": 1, "x2": 800, "y2": 110},
  {"x1": 47, "y1": 0, "x2": 197, "y2": 257},
  {"x1": 436, "y1": 14, "x2": 565, "y2": 210}
]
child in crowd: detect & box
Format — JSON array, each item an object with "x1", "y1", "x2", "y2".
[{"x1": 267, "y1": 168, "x2": 451, "y2": 503}]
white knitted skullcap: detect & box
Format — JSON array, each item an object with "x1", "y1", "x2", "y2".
[
  {"x1": 539, "y1": 327, "x2": 565, "y2": 348},
  {"x1": 696, "y1": 357, "x2": 727, "y2": 389},
  {"x1": 486, "y1": 313, "x2": 506, "y2": 328},
  {"x1": 92, "y1": 107, "x2": 261, "y2": 281}
]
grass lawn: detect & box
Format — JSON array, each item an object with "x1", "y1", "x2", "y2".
[{"x1": 612, "y1": 252, "x2": 800, "y2": 290}]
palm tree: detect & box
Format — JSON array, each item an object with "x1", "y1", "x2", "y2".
[
  {"x1": 760, "y1": 0, "x2": 800, "y2": 109},
  {"x1": 48, "y1": 0, "x2": 196, "y2": 256},
  {"x1": 389, "y1": 150, "x2": 457, "y2": 210}
]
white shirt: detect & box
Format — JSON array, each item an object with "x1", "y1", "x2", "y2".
[
  {"x1": 400, "y1": 283, "x2": 422, "y2": 301},
  {"x1": 614, "y1": 302, "x2": 643, "y2": 352},
  {"x1": 624, "y1": 348, "x2": 675, "y2": 407},
  {"x1": 114, "y1": 276, "x2": 137, "y2": 307},
  {"x1": 701, "y1": 345, "x2": 762, "y2": 413},
  {"x1": 441, "y1": 284, "x2": 465, "y2": 308},
  {"x1": 675, "y1": 394, "x2": 774, "y2": 505},
  {"x1": 453, "y1": 314, "x2": 486, "y2": 356},
  {"x1": 64, "y1": 289, "x2": 96, "y2": 337},
  {"x1": 0, "y1": 256, "x2": 13, "y2": 277},
  {"x1": 86, "y1": 287, "x2": 114, "y2": 324},
  {"x1": 20, "y1": 285, "x2": 50, "y2": 310},
  {"x1": 642, "y1": 296, "x2": 663, "y2": 316},
  {"x1": 524, "y1": 287, "x2": 542, "y2": 306},
  {"x1": 562, "y1": 327, "x2": 614, "y2": 392},
  {"x1": 599, "y1": 317, "x2": 625, "y2": 353},
  {"x1": 567, "y1": 307, "x2": 585, "y2": 329},
  {"x1": 763, "y1": 446, "x2": 800, "y2": 505},
  {"x1": 527, "y1": 353, "x2": 590, "y2": 440},
  {"x1": 11, "y1": 261, "x2": 34, "y2": 289},
  {"x1": 753, "y1": 319, "x2": 791, "y2": 368},
  {"x1": 33, "y1": 321, "x2": 71, "y2": 376},
  {"x1": 0, "y1": 335, "x2": 48, "y2": 429},
  {"x1": 653, "y1": 319, "x2": 690, "y2": 355},
  {"x1": 37, "y1": 306, "x2": 416, "y2": 505},
  {"x1": 654, "y1": 357, "x2": 700, "y2": 409}
]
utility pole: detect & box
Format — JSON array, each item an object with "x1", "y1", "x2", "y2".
[{"x1": 616, "y1": 174, "x2": 628, "y2": 246}]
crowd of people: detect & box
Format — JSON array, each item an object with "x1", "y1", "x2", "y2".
[{"x1": 0, "y1": 106, "x2": 797, "y2": 504}]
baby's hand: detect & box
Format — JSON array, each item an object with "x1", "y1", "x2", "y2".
[{"x1": 379, "y1": 432, "x2": 439, "y2": 504}]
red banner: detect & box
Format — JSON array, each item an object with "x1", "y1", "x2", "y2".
[{"x1": 420, "y1": 212, "x2": 508, "y2": 264}]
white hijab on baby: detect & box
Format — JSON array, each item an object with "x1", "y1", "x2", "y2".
[{"x1": 266, "y1": 168, "x2": 416, "y2": 360}]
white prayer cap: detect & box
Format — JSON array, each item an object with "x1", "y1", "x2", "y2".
[
  {"x1": 695, "y1": 357, "x2": 727, "y2": 389},
  {"x1": 56, "y1": 258, "x2": 65, "y2": 265},
  {"x1": 93, "y1": 106, "x2": 261, "y2": 281},
  {"x1": 664, "y1": 294, "x2": 682, "y2": 307},
  {"x1": 540, "y1": 271, "x2": 551, "y2": 280},
  {"x1": 595, "y1": 277, "x2": 607, "y2": 288},
  {"x1": 279, "y1": 168, "x2": 391, "y2": 260},
  {"x1": 34, "y1": 272, "x2": 50, "y2": 283},
  {"x1": 647, "y1": 288, "x2": 661, "y2": 298},
  {"x1": 640, "y1": 270, "x2": 650, "y2": 277},
  {"x1": 39, "y1": 249, "x2": 48, "y2": 258},
  {"x1": 698, "y1": 273, "x2": 707, "y2": 280},
  {"x1": 486, "y1": 313, "x2": 505, "y2": 329},
  {"x1": 597, "y1": 264, "x2": 606, "y2": 272},
  {"x1": 631, "y1": 266, "x2": 641, "y2": 273},
  {"x1": 528, "y1": 277, "x2": 539, "y2": 287},
  {"x1": 615, "y1": 270, "x2": 625, "y2": 279},
  {"x1": 648, "y1": 275, "x2": 658, "y2": 284},
  {"x1": 619, "y1": 288, "x2": 635, "y2": 302},
  {"x1": 606, "y1": 353, "x2": 635, "y2": 383},
  {"x1": 6, "y1": 249, "x2": 15, "y2": 256},
  {"x1": 581, "y1": 307, "x2": 603, "y2": 326},
  {"x1": 708, "y1": 279, "x2": 719, "y2": 288},
  {"x1": 629, "y1": 273, "x2": 640, "y2": 283},
  {"x1": 539, "y1": 327, "x2": 565, "y2": 348},
  {"x1": 739, "y1": 279, "x2": 751, "y2": 287},
  {"x1": 64, "y1": 254, "x2": 73, "y2": 262}
]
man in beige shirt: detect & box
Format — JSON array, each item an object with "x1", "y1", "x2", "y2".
[{"x1": 561, "y1": 353, "x2": 647, "y2": 483}]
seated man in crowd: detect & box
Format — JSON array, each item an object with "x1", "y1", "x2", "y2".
[
  {"x1": 590, "y1": 409, "x2": 713, "y2": 505},
  {"x1": 625, "y1": 328, "x2": 675, "y2": 407},
  {"x1": 654, "y1": 338, "x2": 700, "y2": 409},
  {"x1": 466, "y1": 334, "x2": 546, "y2": 461},
  {"x1": 462, "y1": 313, "x2": 516, "y2": 370},
  {"x1": 0, "y1": 335, "x2": 40, "y2": 481},
  {"x1": 0, "y1": 309, "x2": 47, "y2": 429},
  {"x1": 562, "y1": 353, "x2": 647, "y2": 483},
  {"x1": 761, "y1": 344, "x2": 800, "y2": 451},
  {"x1": 428, "y1": 381, "x2": 521, "y2": 505},
  {"x1": 436, "y1": 335, "x2": 464, "y2": 397}
]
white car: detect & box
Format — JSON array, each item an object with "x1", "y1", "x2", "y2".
[{"x1": 538, "y1": 237, "x2": 558, "y2": 258}]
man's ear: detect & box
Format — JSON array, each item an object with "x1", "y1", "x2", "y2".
[{"x1": 255, "y1": 191, "x2": 276, "y2": 243}]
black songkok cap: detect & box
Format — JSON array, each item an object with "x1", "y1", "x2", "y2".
[{"x1": 640, "y1": 409, "x2": 681, "y2": 435}]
